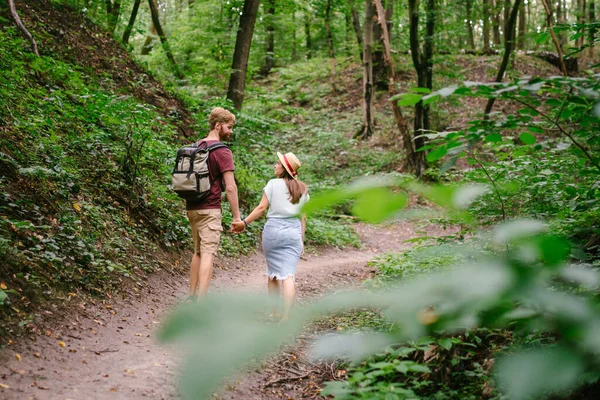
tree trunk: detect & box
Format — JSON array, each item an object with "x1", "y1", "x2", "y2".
[
  {"x1": 540, "y1": 0, "x2": 568, "y2": 76},
  {"x1": 503, "y1": 0, "x2": 510, "y2": 35},
  {"x1": 483, "y1": 0, "x2": 491, "y2": 52},
  {"x1": 492, "y1": 0, "x2": 501, "y2": 46},
  {"x1": 577, "y1": 0, "x2": 586, "y2": 48},
  {"x1": 407, "y1": 0, "x2": 432, "y2": 176},
  {"x1": 355, "y1": 0, "x2": 375, "y2": 141},
  {"x1": 589, "y1": 0, "x2": 596, "y2": 58},
  {"x1": 349, "y1": 0, "x2": 363, "y2": 61},
  {"x1": 8, "y1": 0, "x2": 39, "y2": 56},
  {"x1": 484, "y1": 0, "x2": 523, "y2": 115},
  {"x1": 325, "y1": 0, "x2": 337, "y2": 93},
  {"x1": 141, "y1": 22, "x2": 156, "y2": 55},
  {"x1": 292, "y1": 8, "x2": 298, "y2": 61},
  {"x1": 466, "y1": 0, "x2": 475, "y2": 50},
  {"x1": 260, "y1": 0, "x2": 275, "y2": 76},
  {"x1": 345, "y1": 10, "x2": 352, "y2": 56},
  {"x1": 375, "y1": 0, "x2": 418, "y2": 173},
  {"x1": 304, "y1": 12, "x2": 312, "y2": 60},
  {"x1": 517, "y1": 0, "x2": 525, "y2": 49},
  {"x1": 386, "y1": 0, "x2": 393, "y2": 43},
  {"x1": 556, "y1": 0, "x2": 566, "y2": 48},
  {"x1": 147, "y1": 0, "x2": 183, "y2": 79},
  {"x1": 122, "y1": 0, "x2": 141, "y2": 45},
  {"x1": 226, "y1": 0, "x2": 261, "y2": 111},
  {"x1": 105, "y1": 0, "x2": 122, "y2": 34},
  {"x1": 409, "y1": 0, "x2": 434, "y2": 175}
]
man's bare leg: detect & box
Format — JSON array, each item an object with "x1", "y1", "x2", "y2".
[
  {"x1": 189, "y1": 252, "x2": 201, "y2": 297},
  {"x1": 281, "y1": 277, "x2": 296, "y2": 321},
  {"x1": 197, "y1": 253, "x2": 215, "y2": 297}
]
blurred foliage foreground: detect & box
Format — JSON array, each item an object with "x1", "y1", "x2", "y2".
[{"x1": 159, "y1": 179, "x2": 600, "y2": 400}]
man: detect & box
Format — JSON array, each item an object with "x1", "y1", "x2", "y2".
[{"x1": 186, "y1": 107, "x2": 241, "y2": 300}]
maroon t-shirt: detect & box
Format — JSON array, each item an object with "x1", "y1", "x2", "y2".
[{"x1": 186, "y1": 140, "x2": 235, "y2": 210}]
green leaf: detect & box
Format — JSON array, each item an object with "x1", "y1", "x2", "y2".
[
  {"x1": 527, "y1": 125, "x2": 545, "y2": 134},
  {"x1": 485, "y1": 133, "x2": 503, "y2": 143},
  {"x1": 422, "y1": 93, "x2": 440, "y2": 105},
  {"x1": 536, "y1": 31, "x2": 551, "y2": 44},
  {"x1": 320, "y1": 381, "x2": 353, "y2": 396},
  {"x1": 426, "y1": 146, "x2": 447, "y2": 162},
  {"x1": 352, "y1": 188, "x2": 408, "y2": 223},
  {"x1": 496, "y1": 347, "x2": 584, "y2": 400},
  {"x1": 439, "y1": 156, "x2": 458, "y2": 174},
  {"x1": 492, "y1": 219, "x2": 547, "y2": 245},
  {"x1": 538, "y1": 235, "x2": 571, "y2": 267},
  {"x1": 407, "y1": 364, "x2": 431, "y2": 373},
  {"x1": 438, "y1": 337, "x2": 453, "y2": 350},
  {"x1": 397, "y1": 93, "x2": 423, "y2": 107},
  {"x1": 519, "y1": 132, "x2": 536, "y2": 145},
  {"x1": 301, "y1": 176, "x2": 406, "y2": 216},
  {"x1": 410, "y1": 87, "x2": 432, "y2": 94}
]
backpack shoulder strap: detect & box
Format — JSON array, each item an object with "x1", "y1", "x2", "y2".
[{"x1": 206, "y1": 143, "x2": 229, "y2": 151}]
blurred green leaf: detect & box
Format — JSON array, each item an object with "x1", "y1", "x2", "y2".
[
  {"x1": 352, "y1": 188, "x2": 408, "y2": 223},
  {"x1": 496, "y1": 347, "x2": 584, "y2": 400},
  {"x1": 492, "y1": 220, "x2": 547, "y2": 245},
  {"x1": 426, "y1": 146, "x2": 447, "y2": 162},
  {"x1": 519, "y1": 132, "x2": 537, "y2": 145}
]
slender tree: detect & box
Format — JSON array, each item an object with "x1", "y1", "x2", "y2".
[
  {"x1": 122, "y1": 0, "x2": 142, "y2": 45},
  {"x1": 227, "y1": 0, "x2": 261, "y2": 110},
  {"x1": 517, "y1": 0, "x2": 526, "y2": 49},
  {"x1": 147, "y1": 0, "x2": 183, "y2": 79},
  {"x1": 8, "y1": 0, "x2": 39, "y2": 56},
  {"x1": 466, "y1": 0, "x2": 475, "y2": 50},
  {"x1": 577, "y1": 0, "x2": 586, "y2": 48},
  {"x1": 483, "y1": 0, "x2": 491, "y2": 52},
  {"x1": 375, "y1": 0, "x2": 418, "y2": 175},
  {"x1": 141, "y1": 22, "x2": 156, "y2": 55},
  {"x1": 408, "y1": 0, "x2": 435, "y2": 176},
  {"x1": 105, "y1": 0, "x2": 122, "y2": 33},
  {"x1": 349, "y1": 0, "x2": 363, "y2": 61},
  {"x1": 355, "y1": 0, "x2": 375, "y2": 140},
  {"x1": 292, "y1": 7, "x2": 298, "y2": 61},
  {"x1": 324, "y1": 0, "x2": 337, "y2": 93},
  {"x1": 484, "y1": 0, "x2": 523, "y2": 115},
  {"x1": 540, "y1": 0, "x2": 567, "y2": 76},
  {"x1": 491, "y1": 0, "x2": 501, "y2": 46},
  {"x1": 589, "y1": 0, "x2": 596, "y2": 58},
  {"x1": 304, "y1": 11, "x2": 312, "y2": 59},
  {"x1": 260, "y1": 0, "x2": 276, "y2": 76}
]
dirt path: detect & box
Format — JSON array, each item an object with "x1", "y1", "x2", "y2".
[{"x1": 0, "y1": 222, "x2": 454, "y2": 399}]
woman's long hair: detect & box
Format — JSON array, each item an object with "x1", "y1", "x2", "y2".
[{"x1": 277, "y1": 169, "x2": 308, "y2": 204}]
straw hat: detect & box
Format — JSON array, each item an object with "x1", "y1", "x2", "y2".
[{"x1": 277, "y1": 152, "x2": 301, "y2": 179}]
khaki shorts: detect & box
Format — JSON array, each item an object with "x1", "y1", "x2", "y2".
[{"x1": 187, "y1": 209, "x2": 223, "y2": 255}]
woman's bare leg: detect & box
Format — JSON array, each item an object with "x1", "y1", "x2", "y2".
[
  {"x1": 268, "y1": 277, "x2": 280, "y2": 317},
  {"x1": 281, "y1": 277, "x2": 296, "y2": 321}
]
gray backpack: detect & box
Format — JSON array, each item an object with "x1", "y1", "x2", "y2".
[{"x1": 171, "y1": 141, "x2": 228, "y2": 201}]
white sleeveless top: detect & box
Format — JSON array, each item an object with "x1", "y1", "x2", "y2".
[{"x1": 263, "y1": 179, "x2": 310, "y2": 219}]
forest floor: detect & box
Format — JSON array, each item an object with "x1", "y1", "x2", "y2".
[{"x1": 0, "y1": 220, "x2": 456, "y2": 400}]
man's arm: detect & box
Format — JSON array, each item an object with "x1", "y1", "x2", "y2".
[{"x1": 222, "y1": 171, "x2": 241, "y2": 222}]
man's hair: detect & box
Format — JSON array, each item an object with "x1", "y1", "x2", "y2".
[{"x1": 208, "y1": 107, "x2": 235, "y2": 130}]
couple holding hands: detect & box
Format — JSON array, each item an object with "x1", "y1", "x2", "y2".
[{"x1": 185, "y1": 107, "x2": 309, "y2": 321}]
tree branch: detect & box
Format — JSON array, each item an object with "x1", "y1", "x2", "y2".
[
  {"x1": 8, "y1": 0, "x2": 39, "y2": 56},
  {"x1": 511, "y1": 96, "x2": 600, "y2": 172}
]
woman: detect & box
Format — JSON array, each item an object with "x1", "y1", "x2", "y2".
[{"x1": 232, "y1": 152, "x2": 309, "y2": 321}]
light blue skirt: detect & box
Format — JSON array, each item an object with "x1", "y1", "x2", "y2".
[{"x1": 262, "y1": 217, "x2": 302, "y2": 280}]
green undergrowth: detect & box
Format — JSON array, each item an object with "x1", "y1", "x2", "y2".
[
  {"x1": 0, "y1": 27, "x2": 190, "y2": 327},
  {"x1": 320, "y1": 243, "x2": 504, "y2": 399}
]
